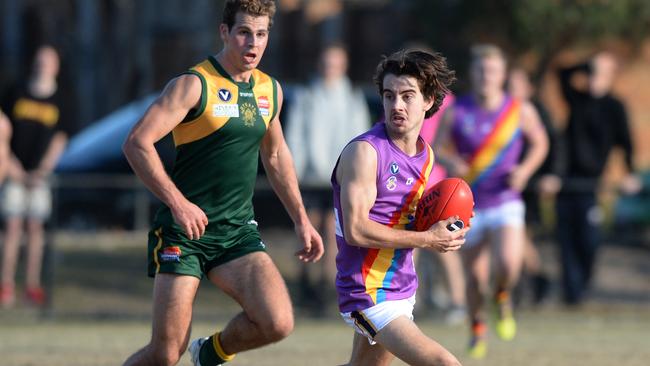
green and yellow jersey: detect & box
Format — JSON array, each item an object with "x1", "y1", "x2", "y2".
[{"x1": 153, "y1": 56, "x2": 279, "y2": 242}]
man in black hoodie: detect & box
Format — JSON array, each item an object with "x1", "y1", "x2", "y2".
[{"x1": 553, "y1": 51, "x2": 640, "y2": 305}]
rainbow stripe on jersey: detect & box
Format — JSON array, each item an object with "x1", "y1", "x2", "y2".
[
  {"x1": 464, "y1": 99, "x2": 521, "y2": 186},
  {"x1": 451, "y1": 95, "x2": 524, "y2": 209},
  {"x1": 332, "y1": 123, "x2": 434, "y2": 313}
]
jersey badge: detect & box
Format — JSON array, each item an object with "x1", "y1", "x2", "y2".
[
  {"x1": 386, "y1": 176, "x2": 398, "y2": 191},
  {"x1": 240, "y1": 102, "x2": 257, "y2": 127},
  {"x1": 160, "y1": 246, "x2": 181, "y2": 263},
  {"x1": 389, "y1": 162, "x2": 400, "y2": 175},
  {"x1": 218, "y1": 88, "x2": 232, "y2": 102},
  {"x1": 213, "y1": 104, "x2": 239, "y2": 117},
  {"x1": 257, "y1": 96, "x2": 270, "y2": 116}
]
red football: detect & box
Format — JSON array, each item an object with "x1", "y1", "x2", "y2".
[{"x1": 415, "y1": 178, "x2": 474, "y2": 231}]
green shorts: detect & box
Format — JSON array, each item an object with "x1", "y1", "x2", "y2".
[{"x1": 147, "y1": 224, "x2": 266, "y2": 279}]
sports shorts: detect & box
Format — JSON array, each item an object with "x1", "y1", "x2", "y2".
[
  {"x1": 1, "y1": 179, "x2": 52, "y2": 220},
  {"x1": 464, "y1": 199, "x2": 525, "y2": 248},
  {"x1": 147, "y1": 223, "x2": 267, "y2": 279},
  {"x1": 340, "y1": 295, "x2": 416, "y2": 345}
]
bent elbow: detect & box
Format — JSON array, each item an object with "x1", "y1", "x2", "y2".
[
  {"x1": 344, "y1": 226, "x2": 368, "y2": 248},
  {"x1": 122, "y1": 136, "x2": 135, "y2": 158}
]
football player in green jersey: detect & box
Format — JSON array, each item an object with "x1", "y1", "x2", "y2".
[{"x1": 122, "y1": 1, "x2": 324, "y2": 365}]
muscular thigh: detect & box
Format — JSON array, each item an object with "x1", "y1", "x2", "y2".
[
  {"x1": 151, "y1": 274, "x2": 200, "y2": 348},
  {"x1": 348, "y1": 332, "x2": 394, "y2": 366},
  {"x1": 207, "y1": 252, "x2": 292, "y2": 322}
]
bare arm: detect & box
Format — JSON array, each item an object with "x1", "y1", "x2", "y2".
[
  {"x1": 337, "y1": 141, "x2": 467, "y2": 252},
  {"x1": 0, "y1": 112, "x2": 11, "y2": 182},
  {"x1": 260, "y1": 81, "x2": 324, "y2": 262},
  {"x1": 32, "y1": 131, "x2": 67, "y2": 178},
  {"x1": 122, "y1": 74, "x2": 208, "y2": 239},
  {"x1": 510, "y1": 101, "x2": 549, "y2": 192}
]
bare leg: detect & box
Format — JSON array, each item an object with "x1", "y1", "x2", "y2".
[
  {"x1": 495, "y1": 225, "x2": 525, "y2": 292},
  {"x1": 345, "y1": 332, "x2": 394, "y2": 366},
  {"x1": 25, "y1": 218, "x2": 45, "y2": 289},
  {"x1": 1, "y1": 217, "x2": 23, "y2": 287},
  {"x1": 123, "y1": 274, "x2": 199, "y2": 366},
  {"x1": 207, "y1": 251, "x2": 293, "y2": 354},
  {"x1": 523, "y1": 228, "x2": 541, "y2": 275},
  {"x1": 437, "y1": 251, "x2": 466, "y2": 307},
  {"x1": 461, "y1": 239, "x2": 490, "y2": 323},
  {"x1": 374, "y1": 316, "x2": 460, "y2": 366}
]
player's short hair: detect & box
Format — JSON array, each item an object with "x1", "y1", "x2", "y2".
[
  {"x1": 374, "y1": 49, "x2": 456, "y2": 118},
  {"x1": 222, "y1": 0, "x2": 276, "y2": 30},
  {"x1": 470, "y1": 44, "x2": 506, "y2": 63}
]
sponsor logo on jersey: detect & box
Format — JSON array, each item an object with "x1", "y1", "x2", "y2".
[
  {"x1": 160, "y1": 246, "x2": 181, "y2": 262},
  {"x1": 259, "y1": 241, "x2": 266, "y2": 249},
  {"x1": 218, "y1": 88, "x2": 232, "y2": 102},
  {"x1": 389, "y1": 162, "x2": 400, "y2": 175},
  {"x1": 257, "y1": 96, "x2": 270, "y2": 116},
  {"x1": 213, "y1": 104, "x2": 239, "y2": 117},
  {"x1": 386, "y1": 176, "x2": 398, "y2": 191},
  {"x1": 240, "y1": 102, "x2": 257, "y2": 127},
  {"x1": 239, "y1": 91, "x2": 253, "y2": 97},
  {"x1": 406, "y1": 177, "x2": 414, "y2": 186}
]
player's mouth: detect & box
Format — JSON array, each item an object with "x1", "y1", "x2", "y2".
[
  {"x1": 390, "y1": 114, "x2": 408, "y2": 125},
  {"x1": 244, "y1": 51, "x2": 257, "y2": 64}
]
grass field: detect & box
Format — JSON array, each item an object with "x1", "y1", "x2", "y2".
[
  {"x1": 1, "y1": 307, "x2": 649, "y2": 365},
  {"x1": 0, "y1": 229, "x2": 648, "y2": 365}
]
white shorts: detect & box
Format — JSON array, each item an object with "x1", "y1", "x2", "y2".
[
  {"x1": 340, "y1": 296, "x2": 416, "y2": 345},
  {"x1": 1, "y1": 180, "x2": 52, "y2": 220},
  {"x1": 464, "y1": 200, "x2": 525, "y2": 248}
]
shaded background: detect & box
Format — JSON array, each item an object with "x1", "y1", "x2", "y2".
[{"x1": 2, "y1": 0, "x2": 650, "y2": 232}]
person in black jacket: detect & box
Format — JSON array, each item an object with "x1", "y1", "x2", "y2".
[{"x1": 552, "y1": 51, "x2": 640, "y2": 305}]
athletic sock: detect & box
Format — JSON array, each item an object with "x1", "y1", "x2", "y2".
[
  {"x1": 199, "y1": 332, "x2": 235, "y2": 365},
  {"x1": 471, "y1": 318, "x2": 487, "y2": 338},
  {"x1": 495, "y1": 289, "x2": 513, "y2": 317}
]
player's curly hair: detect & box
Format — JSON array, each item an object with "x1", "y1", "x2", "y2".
[
  {"x1": 373, "y1": 49, "x2": 456, "y2": 118},
  {"x1": 222, "y1": 0, "x2": 277, "y2": 30}
]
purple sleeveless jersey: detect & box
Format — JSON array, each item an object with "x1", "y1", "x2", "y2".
[
  {"x1": 331, "y1": 123, "x2": 434, "y2": 313},
  {"x1": 451, "y1": 94, "x2": 524, "y2": 209}
]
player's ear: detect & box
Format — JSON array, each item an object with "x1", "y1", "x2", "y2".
[
  {"x1": 219, "y1": 23, "x2": 230, "y2": 42},
  {"x1": 424, "y1": 95, "x2": 435, "y2": 113}
]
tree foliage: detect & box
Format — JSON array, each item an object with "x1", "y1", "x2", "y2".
[{"x1": 413, "y1": 0, "x2": 650, "y2": 73}]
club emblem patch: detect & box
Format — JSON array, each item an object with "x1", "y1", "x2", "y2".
[{"x1": 240, "y1": 102, "x2": 257, "y2": 127}]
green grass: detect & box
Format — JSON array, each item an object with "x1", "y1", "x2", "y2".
[
  {"x1": 1, "y1": 308, "x2": 649, "y2": 365},
  {"x1": 1, "y1": 230, "x2": 648, "y2": 365}
]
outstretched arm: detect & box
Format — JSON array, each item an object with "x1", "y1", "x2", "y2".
[
  {"x1": 337, "y1": 141, "x2": 467, "y2": 252},
  {"x1": 122, "y1": 74, "x2": 208, "y2": 240},
  {"x1": 260, "y1": 81, "x2": 324, "y2": 263}
]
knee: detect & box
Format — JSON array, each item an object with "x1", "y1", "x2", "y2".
[
  {"x1": 260, "y1": 311, "x2": 294, "y2": 342},
  {"x1": 147, "y1": 342, "x2": 185, "y2": 366},
  {"x1": 434, "y1": 353, "x2": 461, "y2": 366},
  {"x1": 152, "y1": 350, "x2": 182, "y2": 366}
]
